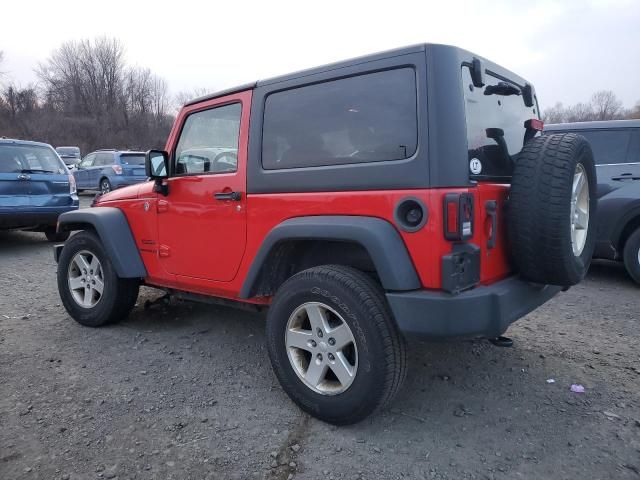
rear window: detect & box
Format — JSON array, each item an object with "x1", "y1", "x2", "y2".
[
  {"x1": 120, "y1": 154, "x2": 145, "y2": 166},
  {"x1": 0, "y1": 144, "x2": 66, "y2": 174},
  {"x1": 562, "y1": 129, "x2": 632, "y2": 165},
  {"x1": 462, "y1": 66, "x2": 539, "y2": 179},
  {"x1": 56, "y1": 147, "x2": 80, "y2": 157},
  {"x1": 262, "y1": 68, "x2": 418, "y2": 170}
]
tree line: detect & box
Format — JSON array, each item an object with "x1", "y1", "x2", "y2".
[
  {"x1": 542, "y1": 90, "x2": 640, "y2": 124},
  {"x1": 0, "y1": 38, "x2": 210, "y2": 155}
]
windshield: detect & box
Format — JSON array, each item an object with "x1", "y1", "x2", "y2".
[
  {"x1": 56, "y1": 147, "x2": 81, "y2": 157},
  {"x1": 462, "y1": 66, "x2": 539, "y2": 180},
  {"x1": 0, "y1": 144, "x2": 66, "y2": 174},
  {"x1": 119, "y1": 154, "x2": 145, "y2": 166}
]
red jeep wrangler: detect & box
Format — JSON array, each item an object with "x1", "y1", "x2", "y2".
[{"x1": 55, "y1": 44, "x2": 596, "y2": 424}]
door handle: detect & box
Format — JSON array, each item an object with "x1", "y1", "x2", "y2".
[
  {"x1": 612, "y1": 175, "x2": 640, "y2": 181},
  {"x1": 214, "y1": 191, "x2": 242, "y2": 201},
  {"x1": 17, "y1": 174, "x2": 30, "y2": 180}
]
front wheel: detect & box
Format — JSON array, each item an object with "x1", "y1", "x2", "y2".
[
  {"x1": 57, "y1": 230, "x2": 139, "y2": 327},
  {"x1": 266, "y1": 265, "x2": 407, "y2": 425},
  {"x1": 623, "y1": 227, "x2": 640, "y2": 285}
]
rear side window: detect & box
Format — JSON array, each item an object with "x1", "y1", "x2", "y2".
[
  {"x1": 566, "y1": 129, "x2": 632, "y2": 165},
  {"x1": 95, "y1": 153, "x2": 114, "y2": 166},
  {"x1": 262, "y1": 68, "x2": 418, "y2": 170},
  {"x1": 0, "y1": 144, "x2": 65, "y2": 174}
]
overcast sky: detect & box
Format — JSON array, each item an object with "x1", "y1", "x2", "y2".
[{"x1": 1, "y1": 0, "x2": 639, "y2": 110}]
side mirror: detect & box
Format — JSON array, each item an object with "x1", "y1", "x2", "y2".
[{"x1": 145, "y1": 150, "x2": 169, "y2": 179}]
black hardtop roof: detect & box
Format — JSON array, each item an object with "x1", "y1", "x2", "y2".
[
  {"x1": 545, "y1": 119, "x2": 640, "y2": 131},
  {"x1": 184, "y1": 43, "x2": 532, "y2": 107}
]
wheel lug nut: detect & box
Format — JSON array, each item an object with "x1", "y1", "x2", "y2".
[
  {"x1": 328, "y1": 353, "x2": 335, "y2": 361},
  {"x1": 316, "y1": 329, "x2": 323, "y2": 338},
  {"x1": 317, "y1": 353, "x2": 323, "y2": 362},
  {"x1": 328, "y1": 338, "x2": 335, "y2": 346},
  {"x1": 309, "y1": 340, "x2": 317, "y2": 348}
]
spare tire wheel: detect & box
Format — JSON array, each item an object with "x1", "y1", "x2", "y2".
[{"x1": 508, "y1": 133, "x2": 597, "y2": 286}]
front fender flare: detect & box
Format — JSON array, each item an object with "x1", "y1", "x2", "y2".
[
  {"x1": 239, "y1": 215, "x2": 421, "y2": 298},
  {"x1": 56, "y1": 207, "x2": 147, "y2": 278}
]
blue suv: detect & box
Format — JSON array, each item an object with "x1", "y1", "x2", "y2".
[
  {"x1": 74, "y1": 150, "x2": 148, "y2": 194},
  {"x1": 0, "y1": 138, "x2": 79, "y2": 241}
]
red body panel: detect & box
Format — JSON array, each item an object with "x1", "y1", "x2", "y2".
[{"x1": 97, "y1": 90, "x2": 514, "y2": 304}]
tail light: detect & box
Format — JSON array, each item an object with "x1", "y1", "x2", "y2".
[
  {"x1": 525, "y1": 118, "x2": 544, "y2": 131},
  {"x1": 111, "y1": 165, "x2": 123, "y2": 175},
  {"x1": 443, "y1": 193, "x2": 474, "y2": 241},
  {"x1": 68, "y1": 174, "x2": 77, "y2": 194}
]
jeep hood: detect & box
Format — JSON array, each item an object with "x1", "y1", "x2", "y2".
[{"x1": 96, "y1": 181, "x2": 153, "y2": 203}]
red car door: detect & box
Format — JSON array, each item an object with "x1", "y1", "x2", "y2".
[{"x1": 156, "y1": 91, "x2": 250, "y2": 282}]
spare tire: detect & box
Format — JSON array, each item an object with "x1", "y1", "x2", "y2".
[{"x1": 508, "y1": 133, "x2": 597, "y2": 286}]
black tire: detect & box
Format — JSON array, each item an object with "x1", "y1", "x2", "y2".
[
  {"x1": 266, "y1": 265, "x2": 407, "y2": 425},
  {"x1": 623, "y1": 227, "x2": 640, "y2": 285},
  {"x1": 44, "y1": 228, "x2": 70, "y2": 242},
  {"x1": 100, "y1": 178, "x2": 112, "y2": 194},
  {"x1": 508, "y1": 133, "x2": 597, "y2": 286},
  {"x1": 57, "y1": 230, "x2": 139, "y2": 327}
]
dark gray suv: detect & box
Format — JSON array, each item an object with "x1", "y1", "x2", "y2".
[{"x1": 545, "y1": 120, "x2": 640, "y2": 283}]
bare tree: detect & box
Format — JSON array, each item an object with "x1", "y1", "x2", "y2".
[
  {"x1": 542, "y1": 102, "x2": 566, "y2": 124},
  {"x1": 590, "y1": 90, "x2": 623, "y2": 121},
  {"x1": 626, "y1": 101, "x2": 640, "y2": 119},
  {"x1": 174, "y1": 87, "x2": 212, "y2": 111},
  {"x1": 565, "y1": 102, "x2": 595, "y2": 123}
]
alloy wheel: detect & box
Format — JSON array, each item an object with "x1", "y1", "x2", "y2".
[
  {"x1": 570, "y1": 163, "x2": 589, "y2": 256},
  {"x1": 285, "y1": 302, "x2": 358, "y2": 395},
  {"x1": 68, "y1": 250, "x2": 105, "y2": 308}
]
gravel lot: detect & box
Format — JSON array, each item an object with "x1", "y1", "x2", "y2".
[{"x1": 1, "y1": 194, "x2": 639, "y2": 480}]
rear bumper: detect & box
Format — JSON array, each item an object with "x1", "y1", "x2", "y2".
[
  {"x1": 386, "y1": 276, "x2": 562, "y2": 339},
  {"x1": 0, "y1": 205, "x2": 78, "y2": 229}
]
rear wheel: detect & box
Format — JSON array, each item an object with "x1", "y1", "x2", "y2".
[
  {"x1": 44, "y1": 228, "x2": 70, "y2": 242},
  {"x1": 100, "y1": 178, "x2": 112, "y2": 194},
  {"x1": 623, "y1": 227, "x2": 640, "y2": 285},
  {"x1": 266, "y1": 265, "x2": 406, "y2": 425},
  {"x1": 57, "y1": 230, "x2": 139, "y2": 327},
  {"x1": 508, "y1": 133, "x2": 597, "y2": 286}
]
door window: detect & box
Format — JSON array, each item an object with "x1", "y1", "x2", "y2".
[
  {"x1": 568, "y1": 129, "x2": 632, "y2": 165},
  {"x1": 79, "y1": 154, "x2": 95, "y2": 168},
  {"x1": 174, "y1": 103, "x2": 241, "y2": 175}
]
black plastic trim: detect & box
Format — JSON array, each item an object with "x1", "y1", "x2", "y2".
[
  {"x1": 56, "y1": 207, "x2": 147, "y2": 278},
  {"x1": 247, "y1": 52, "x2": 429, "y2": 193},
  {"x1": 393, "y1": 196, "x2": 428, "y2": 232},
  {"x1": 386, "y1": 276, "x2": 561, "y2": 339},
  {"x1": 239, "y1": 216, "x2": 421, "y2": 298}
]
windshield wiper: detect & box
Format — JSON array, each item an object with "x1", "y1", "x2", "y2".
[
  {"x1": 21, "y1": 169, "x2": 57, "y2": 174},
  {"x1": 484, "y1": 82, "x2": 521, "y2": 97}
]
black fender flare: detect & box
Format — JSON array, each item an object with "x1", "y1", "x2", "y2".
[
  {"x1": 56, "y1": 207, "x2": 147, "y2": 278},
  {"x1": 239, "y1": 215, "x2": 421, "y2": 298}
]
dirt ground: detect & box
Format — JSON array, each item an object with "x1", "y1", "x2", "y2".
[{"x1": 1, "y1": 199, "x2": 639, "y2": 479}]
